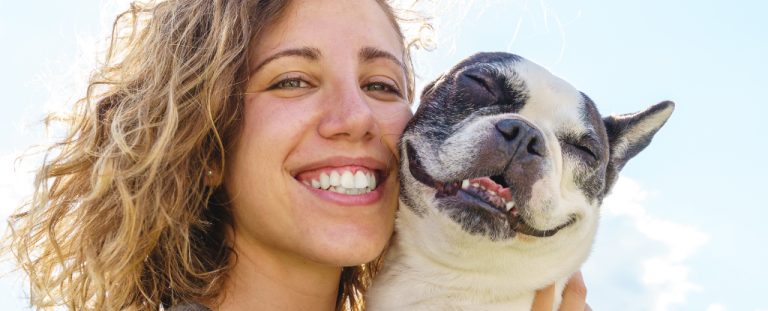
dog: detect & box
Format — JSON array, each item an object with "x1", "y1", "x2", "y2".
[{"x1": 366, "y1": 52, "x2": 674, "y2": 310}]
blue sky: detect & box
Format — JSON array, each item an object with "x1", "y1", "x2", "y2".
[{"x1": 1, "y1": 0, "x2": 766, "y2": 310}]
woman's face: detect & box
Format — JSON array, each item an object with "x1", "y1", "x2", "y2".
[{"x1": 225, "y1": 0, "x2": 412, "y2": 266}]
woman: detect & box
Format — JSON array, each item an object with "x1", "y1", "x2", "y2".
[{"x1": 8, "y1": 0, "x2": 587, "y2": 310}]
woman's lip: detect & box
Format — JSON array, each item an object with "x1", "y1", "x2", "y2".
[
  {"x1": 296, "y1": 175, "x2": 386, "y2": 206},
  {"x1": 290, "y1": 156, "x2": 394, "y2": 206},
  {"x1": 290, "y1": 156, "x2": 391, "y2": 177}
]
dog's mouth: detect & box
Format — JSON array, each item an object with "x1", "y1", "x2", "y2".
[
  {"x1": 434, "y1": 176, "x2": 516, "y2": 217},
  {"x1": 406, "y1": 142, "x2": 575, "y2": 238}
]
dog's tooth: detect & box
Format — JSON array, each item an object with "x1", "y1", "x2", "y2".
[
  {"x1": 505, "y1": 201, "x2": 515, "y2": 211},
  {"x1": 330, "y1": 171, "x2": 341, "y2": 186},
  {"x1": 462, "y1": 180, "x2": 470, "y2": 189},
  {"x1": 311, "y1": 179, "x2": 321, "y2": 189},
  {"x1": 489, "y1": 190, "x2": 497, "y2": 196},
  {"x1": 472, "y1": 183, "x2": 480, "y2": 188},
  {"x1": 354, "y1": 171, "x2": 368, "y2": 189},
  {"x1": 341, "y1": 171, "x2": 355, "y2": 188},
  {"x1": 320, "y1": 172, "x2": 330, "y2": 189}
]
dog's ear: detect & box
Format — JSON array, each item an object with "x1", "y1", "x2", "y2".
[{"x1": 603, "y1": 101, "x2": 674, "y2": 189}]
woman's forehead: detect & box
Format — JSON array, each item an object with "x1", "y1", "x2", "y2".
[{"x1": 249, "y1": 0, "x2": 404, "y2": 66}]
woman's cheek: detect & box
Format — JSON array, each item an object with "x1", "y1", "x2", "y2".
[{"x1": 376, "y1": 103, "x2": 413, "y2": 158}]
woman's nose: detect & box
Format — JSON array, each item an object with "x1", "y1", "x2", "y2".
[{"x1": 318, "y1": 82, "x2": 377, "y2": 141}]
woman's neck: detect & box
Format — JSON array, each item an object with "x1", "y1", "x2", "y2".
[{"x1": 214, "y1": 236, "x2": 342, "y2": 311}]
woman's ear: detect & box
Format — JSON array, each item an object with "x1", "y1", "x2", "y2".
[{"x1": 204, "y1": 167, "x2": 223, "y2": 187}]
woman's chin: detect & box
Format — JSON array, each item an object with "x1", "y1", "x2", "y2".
[{"x1": 307, "y1": 224, "x2": 392, "y2": 266}]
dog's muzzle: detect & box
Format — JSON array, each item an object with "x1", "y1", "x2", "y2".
[{"x1": 405, "y1": 128, "x2": 575, "y2": 238}]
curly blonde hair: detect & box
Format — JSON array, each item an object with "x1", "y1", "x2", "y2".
[{"x1": 7, "y1": 0, "x2": 415, "y2": 310}]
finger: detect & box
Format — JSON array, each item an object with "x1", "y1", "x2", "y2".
[
  {"x1": 558, "y1": 271, "x2": 588, "y2": 311},
  {"x1": 531, "y1": 284, "x2": 555, "y2": 311}
]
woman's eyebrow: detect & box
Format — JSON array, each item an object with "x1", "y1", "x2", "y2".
[
  {"x1": 359, "y1": 46, "x2": 406, "y2": 72},
  {"x1": 251, "y1": 47, "x2": 321, "y2": 76}
]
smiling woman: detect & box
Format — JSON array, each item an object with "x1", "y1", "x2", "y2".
[
  {"x1": 218, "y1": 0, "x2": 413, "y2": 309},
  {"x1": 7, "y1": 0, "x2": 413, "y2": 310},
  {"x1": 6, "y1": 0, "x2": 588, "y2": 310}
]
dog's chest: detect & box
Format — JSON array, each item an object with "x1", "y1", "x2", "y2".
[
  {"x1": 367, "y1": 244, "x2": 566, "y2": 311},
  {"x1": 366, "y1": 207, "x2": 575, "y2": 310}
]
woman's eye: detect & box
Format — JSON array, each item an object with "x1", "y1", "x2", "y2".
[
  {"x1": 268, "y1": 78, "x2": 310, "y2": 90},
  {"x1": 363, "y1": 81, "x2": 403, "y2": 98}
]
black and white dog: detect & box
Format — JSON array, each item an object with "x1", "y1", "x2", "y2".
[{"x1": 367, "y1": 52, "x2": 674, "y2": 310}]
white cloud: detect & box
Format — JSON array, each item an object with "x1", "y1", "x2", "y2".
[{"x1": 586, "y1": 177, "x2": 710, "y2": 311}]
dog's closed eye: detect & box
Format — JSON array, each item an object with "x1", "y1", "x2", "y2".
[{"x1": 559, "y1": 134, "x2": 600, "y2": 163}]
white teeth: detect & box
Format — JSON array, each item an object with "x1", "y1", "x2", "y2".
[
  {"x1": 330, "y1": 171, "x2": 340, "y2": 186},
  {"x1": 341, "y1": 171, "x2": 355, "y2": 188},
  {"x1": 320, "y1": 172, "x2": 330, "y2": 189},
  {"x1": 505, "y1": 201, "x2": 515, "y2": 211},
  {"x1": 368, "y1": 173, "x2": 377, "y2": 189},
  {"x1": 456, "y1": 178, "x2": 515, "y2": 211},
  {"x1": 354, "y1": 171, "x2": 368, "y2": 189},
  {"x1": 304, "y1": 169, "x2": 378, "y2": 195}
]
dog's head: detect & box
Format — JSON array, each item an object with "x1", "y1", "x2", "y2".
[{"x1": 400, "y1": 52, "x2": 673, "y2": 243}]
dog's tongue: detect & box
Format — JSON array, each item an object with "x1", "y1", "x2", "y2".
[{"x1": 469, "y1": 177, "x2": 513, "y2": 202}]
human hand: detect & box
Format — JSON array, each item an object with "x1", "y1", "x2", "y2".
[{"x1": 531, "y1": 271, "x2": 591, "y2": 311}]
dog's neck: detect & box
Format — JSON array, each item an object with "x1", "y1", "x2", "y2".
[{"x1": 378, "y1": 201, "x2": 596, "y2": 303}]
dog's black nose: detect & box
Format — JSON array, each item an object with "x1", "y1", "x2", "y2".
[
  {"x1": 495, "y1": 119, "x2": 546, "y2": 157},
  {"x1": 495, "y1": 119, "x2": 520, "y2": 140}
]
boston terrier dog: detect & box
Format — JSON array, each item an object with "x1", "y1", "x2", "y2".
[{"x1": 367, "y1": 52, "x2": 674, "y2": 310}]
